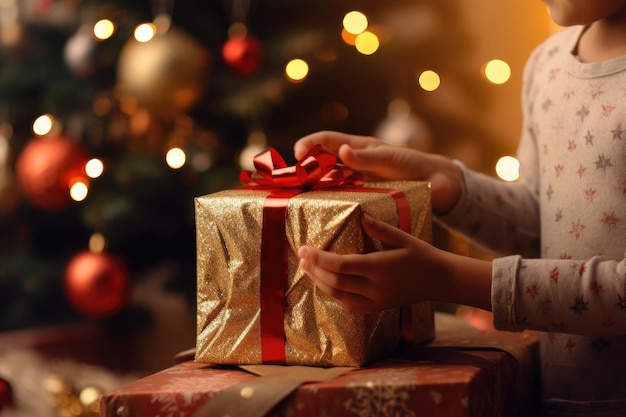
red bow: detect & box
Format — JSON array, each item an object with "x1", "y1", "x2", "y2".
[{"x1": 240, "y1": 144, "x2": 363, "y2": 188}]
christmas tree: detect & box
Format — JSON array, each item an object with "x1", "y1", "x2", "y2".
[{"x1": 0, "y1": 0, "x2": 505, "y2": 331}]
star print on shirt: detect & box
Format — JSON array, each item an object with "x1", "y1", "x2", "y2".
[
  {"x1": 555, "y1": 208, "x2": 563, "y2": 222},
  {"x1": 526, "y1": 284, "x2": 540, "y2": 300},
  {"x1": 576, "y1": 164, "x2": 587, "y2": 178},
  {"x1": 584, "y1": 188, "x2": 597, "y2": 203},
  {"x1": 565, "y1": 338, "x2": 576, "y2": 353},
  {"x1": 594, "y1": 154, "x2": 612, "y2": 173},
  {"x1": 584, "y1": 130, "x2": 594, "y2": 145},
  {"x1": 602, "y1": 104, "x2": 616, "y2": 118},
  {"x1": 570, "y1": 296, "x2": 589, "y2": 314},
  {"x1": 542, "y1": 98, "x2": 553, "y2": 111},
  {"x1": 549, "y1": 68, "x2": 560, "y2": 81},
  {"x1": 576, "y1": 105, "x2": 590, "y2": 121},
  {"x1": 549, "y1": 266, "x2": 560, "y2": 283},
  {"x1": 567, "y1": 139, "x2": 576, "y2": 151},
  {"x1": 615, "y1": 294, "x2": 626, "y2": 311},
  {"x1": 611, "y1": 123, "x2": 624, "y2": 140},
  {"x1": 555, "y1": 164, "x2": 564, "y2": 177},
  {"x1": 546, "y1": 184, "x2": 554, "y2": 200},
  {"x1": 601, "y1": 211, "x2": 620, "y2": 230},
  {"x1": 569, "y1": 219, "x2": 586, "y2": 240},
  {"x1": 589, "y1": 83, "x2": 604, "y2": 99},
  {"x1": 590, "y1": 280, "x2": 604, "y2": 295}
]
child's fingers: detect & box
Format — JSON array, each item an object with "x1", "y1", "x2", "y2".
[
  {"x1": 294, "y1": 131, "x2": 378, "y2": 160},
  {"x1": 361, "y1": 213, "x2": 414, "y2": 250},
  {"x1": 305, "y1": 273, "x2": 375, "y2": 314},
  {"x1": 298, "y1": 246, "x2": 371, "y2": 295}
]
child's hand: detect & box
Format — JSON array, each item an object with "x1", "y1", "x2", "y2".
[
  {"x1": 298, "y1": 213, "x2": 493, "y2": 313},
  {"x1": 298, "y1": 213, "x2": 446, "y2": 314},
  {"x1": 294, "y1": 131, "x2": 463, "y2": 214}
]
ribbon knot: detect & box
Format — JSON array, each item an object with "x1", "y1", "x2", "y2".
[{"x1": 240, "y1": 145, "x2": 363, "y2": 188}]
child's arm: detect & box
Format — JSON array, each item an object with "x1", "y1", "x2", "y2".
[
  {"x1": 298, "y1": 213, "x2": 493, "y2": 313},
  {"x1": 294, "y1": 131, "x2": 464, "y2": 214}
]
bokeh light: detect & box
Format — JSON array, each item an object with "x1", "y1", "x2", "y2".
[
  {"x1": 70, "y1": 180, "x2": 89, "y2": 202},
  {"x1": 285, "y1": 59, "x2": 309, "y2": 82},
  {"x1": 134, "y1": 23, "x2": 156, "y2": 42},
  {"x1": 85, "y1": 158, "x2": 104, "y2": 178},
  {"x1": 355, "y1": 31, "x2": 379, "y2": 55},
  {"x1": 483, "y1": 59, "x2": 511, "y2": 85},
  {"x1": 93, "y1": 19, "x2": 115, "y2": 40},
  {"x1": 33, "y1": 114, "x2": 53, "y2": 136},
  {"x1": 418, "y1": 70, "x2": 440, "y2": 91},
  {"x1": 343, "y1": 11, "x2": 368, "y2": 35},
  {"x1": 341, "y1": 29, "x2": 358, "y2": 46},
  {"x1": 495, "y1": 155, "x2": 520, "y2": 181},
  {"x1": 166, "y1": 147, "x2": 186, "y2": 169},
  {"x1": 89, "y1": 233, "x2": 106, "y2": 253}
]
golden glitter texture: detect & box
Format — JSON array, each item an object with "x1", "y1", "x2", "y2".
[{"x1": 195, "y1": 181, "x2": 434, "y2": 367}]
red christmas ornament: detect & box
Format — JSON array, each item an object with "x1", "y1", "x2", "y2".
[
  {"x1": 221, "y1": 35, "x2": 263, "y2": 75},
  {"x1": 15, "y1": 135, "x2": 89, "y2": 211},
  {"x1": 64, "y1": 251, "x2": 129, "y2": 317},
  {"x1": 0, "y1": 377, "x2": 14, "y2": 410}
]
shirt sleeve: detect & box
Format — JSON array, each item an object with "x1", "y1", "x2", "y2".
[
  {"x1": 437, "y1": 162, "x2": 541, "y2": 258},
  {"x1": 493, "y1": 254, "x2": 626, "y2": 336}
]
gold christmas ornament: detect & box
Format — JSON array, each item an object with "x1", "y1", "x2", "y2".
[{"x1": 116, "y1": 28, "x2": 211, "y2": 119}]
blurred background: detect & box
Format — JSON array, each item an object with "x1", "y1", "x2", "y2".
[{"x1": 0, "y1": 0, "x2": 555, "y2": 381}]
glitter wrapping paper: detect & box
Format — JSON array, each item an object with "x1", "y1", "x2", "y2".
[{"x1": 194, "y1": 181, "x2": 435, "y2": 367}]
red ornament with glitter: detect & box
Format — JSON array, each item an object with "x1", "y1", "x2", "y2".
[
  {"x1": 15, "y1": 135, "x2": 88, "y2": 212},
  {"x1": 221, "y1": 35, "x2": 263, "y2": 75},
  {"x1": 64, "y1": 250, "x2": 129, "y2": 318}
]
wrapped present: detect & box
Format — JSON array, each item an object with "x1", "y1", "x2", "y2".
[
  {"x1": 99, "y1": 314, "x2": 541, "y2": 417},
  {"x1": 194, "y1": 146, "x2": 434, "y2": 367}
]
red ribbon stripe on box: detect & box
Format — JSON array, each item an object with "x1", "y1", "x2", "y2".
[{"x1": 240, "y1": 145, "x2": 414, "y2": 364}]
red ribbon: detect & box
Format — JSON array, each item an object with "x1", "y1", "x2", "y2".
[
  {"x1": 241, "y1": 146, "x2": 414, "y2": 364},
  {"x1": 240, "y1": 144, "x2": 363, "y2": 189}
]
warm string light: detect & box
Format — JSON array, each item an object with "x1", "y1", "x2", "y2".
[
  {"x1": 483, "y1": 59, "x2": 511, "y2": 84},
  {"x1": 166, "y1": 147, "x2": 186, "y2": 169},
  {"x1": 93, "y1": 19, "x2": 115, "y2": 40},
  {"x1": 495, "y1": 156, "x2": 520, "y2": 181},
  {"x1": 36, "y1": 7, "x2": 521, "y2": 193},
  {"x1": 134, "y1": 23, "x2": 157, "y2": 42},
  {"x1": 341, "y1": 11, "x2": 380, "y2": 56},
  {"x1": 69, "y1": 180, "x2": 89, "y2": 202},
  {"x1": 32, "y1": 114, "x2": 54, "y2": 135},
  {"x1": 285, "y1": 59, "x2": 309, "y2": 82},
  {"x1": 85, "y1": 158, "x2": 104, "y2": 178}
]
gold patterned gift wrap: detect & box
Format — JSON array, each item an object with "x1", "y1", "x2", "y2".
[
  {"x1": 194, "y1": 177, "x2": 435, "y2": 367},
  {"x1": 195, "y1": 178, "x2": 434, "y2": 366}
]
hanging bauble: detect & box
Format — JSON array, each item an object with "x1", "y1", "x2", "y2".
[
  {"x1": 64, "y1": 250, "x2": 129, "y2": 318},
  {"x1": 64, "y1": 25, "x2": 97, "y2": 78},
  {"x1": 375, "y1": 100, "x2": 433, "y2": 151},
  {"x1": 117, "y1": 28, "x2": 211, "y2": 119},
  {"x1": 221, "y1": 34, "x2": 263, "y2": 76},
  {"x1": 0, "y1": 377, "x2": 14, "y2": 410},
  {"x1": 15, "y1": 135, "x2": 89, "y2": 212}
]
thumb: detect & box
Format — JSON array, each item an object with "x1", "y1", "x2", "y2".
[{"x1": 361, "y1": 213, "x2": 412, "y2": 250}]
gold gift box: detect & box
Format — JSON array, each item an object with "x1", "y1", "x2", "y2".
[{"x1": 195, "y1": 181, "x2": 435, "y2": 367}]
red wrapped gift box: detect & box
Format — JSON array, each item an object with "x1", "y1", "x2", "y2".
[{"x1": 100, "y1": 314, "x2": 540, "y2": 417}]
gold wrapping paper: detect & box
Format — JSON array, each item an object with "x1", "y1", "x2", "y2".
[{"x1": 195, "y1": 181, "x2": 435, "y2": 367}]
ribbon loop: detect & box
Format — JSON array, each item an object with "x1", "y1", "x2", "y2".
[{"x1": 240, "y1": 145, "x2": 362, "y2": 189}]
